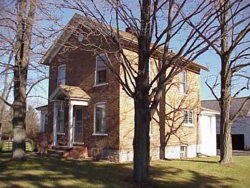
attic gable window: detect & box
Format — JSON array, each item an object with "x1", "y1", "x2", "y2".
[
  {"x1": 57, "y1": 64, "x2": 66, "y2": 85},
  {"x1": 95, "y1": 54, "x2": 107, "y2": 85},
  {"x1": 179, "y1": 70, "x2": 186, "y2": 93}
]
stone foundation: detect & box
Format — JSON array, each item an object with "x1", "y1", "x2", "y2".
[{"x1": 165, "y1": 144, "x2": 197, "y2": 159}]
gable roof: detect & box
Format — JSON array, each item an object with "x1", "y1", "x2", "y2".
[
  {"x1": 201, "y1": 97, "x2": 250, "y2": 117},
  {"x1": 200, "y1": 106, "x2": 220, "y2": 115},
  {"x1": 40, "y1": 13, "x2": 208, "y2": 72},
  {"x1": 36, "y1": 105, "x2": 48, "y2": 111},
  {"x1": 49, "y1": 85, "x2": 90, "y2": 101}
]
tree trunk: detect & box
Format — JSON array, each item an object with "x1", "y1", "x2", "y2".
[
  {"x1": 219, "y1": 0, "x2": 233, "y2": 164},
  {"x1": 159, "y1": 88, "x2": 166, "y2": 159},
  {"x1": 12, "y1": 0, "x2": 36, "y2": 160},
  {"x1": 12, "y1": 67, "x2": 27, "y2": 160},
  {"x1": 133, "y1": 97, "x2": 150, "y2": 183},
  {"x1": 219, "y1": 57, "x2": 233, "y2": 164},
  {"x1": 219, "y1": 114, "x2": 232, "y2": 164}
]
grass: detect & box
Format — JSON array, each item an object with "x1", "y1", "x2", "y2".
[{"x1": 0, "y1": 152, "x2": 250, "y2": 188}]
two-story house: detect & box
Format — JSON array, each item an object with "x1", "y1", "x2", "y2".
[{"x1": 37, "y1": 13, "x2": 216, "y2": 162}]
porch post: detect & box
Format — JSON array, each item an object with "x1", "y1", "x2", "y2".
[
  {"x1": 68, "y1": 101, "x2": 74, "y2": 147},
  {"x1": 53, "y1": 102, "x2": 58, "y2": 146}
]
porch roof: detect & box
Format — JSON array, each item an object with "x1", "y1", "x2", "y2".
[{"x1": 49, "y1": 85, "x2": 90, "y2": 101}]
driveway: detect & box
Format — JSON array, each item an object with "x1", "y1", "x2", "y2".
[{"x1": 217, "y1": 149, "x2": 250, "y2": 156}]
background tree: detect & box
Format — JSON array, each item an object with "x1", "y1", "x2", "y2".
[
  {"x1": 59, "y1": 0, "x2": 217, "y2": 182},
  {"x1": 186, "y1": 0, "x2": 250, "y2": 164},
  {"x1": 0, "y1": 0, "x2": 62, "y2": 160}
]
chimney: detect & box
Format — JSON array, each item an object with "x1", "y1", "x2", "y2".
[{"x1": 125, "y1": 26, "x2": 137, "y2": 36}]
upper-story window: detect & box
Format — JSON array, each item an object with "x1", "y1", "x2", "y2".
[
  {"x1": 179, "y1": 70, "x2": 186, "y2": 93},
  {"x1": 183, "y1": 110, "x2": 194, "y2": 125},
  {"x1": 57, "y1": 64, "x2": 66, "y2": 85},
  {"x1": 96, "y1": 54, "x2": 107, "y2": 85},
  {"x1": 94, "y1": 103, "x2": 107, "y2": 134}
]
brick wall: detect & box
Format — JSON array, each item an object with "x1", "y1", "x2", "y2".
[{"x1": 47, "y1": 34, "x2": 120, "y2": 152}]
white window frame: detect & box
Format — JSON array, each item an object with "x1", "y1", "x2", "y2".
[
  {"x1": 57, "y1": 64, "x2": 66, "y2": 86},
  {"x1": 95, "y1": 54, "x2": 108, "y2": 86},
  {"x1": 93, "y1": 102, "x2": 108, "y2": 136},
  {"x1": 183, "y1": 109, "x2": 194, "y2": 126},
  {"x1": 179, "y1": 70, "x2": 187, "y2": 94}
]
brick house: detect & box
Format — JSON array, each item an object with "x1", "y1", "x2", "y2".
[{"x1": 37, "y1": 14, "x2": 215, "y2": 162}]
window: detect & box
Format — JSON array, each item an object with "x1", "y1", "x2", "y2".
[
  {"x1": 180, "y1": 146, "x2": 187, "y2": 158},
  {"x1": 179, "y1": 71, "x2": 186, "y2": 93},
  {"x1": 57, "y1": 65, "x2": 66, "y2": 85},
  {"x1": 57, "y1": 108, "x2": 65, "y2": 133},
  {"x1": 184, "y1": 110, "x2": 194, "y2": 124},
  {"x1": 96, "y1": 54, "x2": 107, "y2": 85},
  {"x1": 94, "y1": 103, "x2": 107, "y2": 134}
]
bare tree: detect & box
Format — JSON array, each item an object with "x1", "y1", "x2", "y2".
[
  {"x1": 185, "y1": 0, "x2": 250, "y2": 164},
  {"x1": 0, "y1": 0, "x2": 62, "y2": 160},
  {"x1": 59, "y1": 0, "x2": 218, "y2": 182}
]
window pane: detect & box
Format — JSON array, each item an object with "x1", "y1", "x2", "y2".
[
  {"x1": 95, "y1": 104, "x2": 106, "y2": 133},
  {"x1": 96, "y1": 55, "x2": 107, "y2": 84},
  {"x1": 97, "y1": 70, "x2": 107, "y2": 84},
  {"x1": 180, "y1": 71, "x2": 185, "y2": 82},
  {"x1": 180, "y1": 83, "x2": 185, "y2": 93},
  {"x1": 184, "y1": 111, "x2": 188, "y2": 124},
  {"x1": 188, "y1": 111, "x2": 193, "y2": 124},
  {"x1": 179, "y1": 71, "x2": 186, "y2": 93},
  {"x1": 75, "y1": 108, "x2": 83, "y2": 121},
  {"x1": 97, "y1": 55, "x2": 107, "y2": 68},
  {"x1": 57, "y1": 65, "x2": 66, "y2": 85}
]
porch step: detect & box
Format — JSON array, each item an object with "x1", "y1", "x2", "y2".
[
  {"x1": 52, "y1": 146, "x2": 71, "y2": 151},
  {"x1": 47, "y1": 149, "x2": 65, "y2": 157}
]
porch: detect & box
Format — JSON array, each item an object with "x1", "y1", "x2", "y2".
[{"x1": 49, "y1": 85, "x2": 90, "y2": 148}]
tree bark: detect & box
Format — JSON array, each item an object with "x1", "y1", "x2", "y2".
[
  {"x1": 159, "y1": 88, "x2": 166, "y2": 160},
  {"x1": 133, "y1": 97, "x2": 150, "y2": 183},
  {"x1": 219, "y1": 56, "x2": 233, "y2": 164},
  {"x1": 12, "y1": 0, "x2": 36, "y2": 161},
  {"x1": 219, "y1": 0, "x2": 233, "y2": 164}
]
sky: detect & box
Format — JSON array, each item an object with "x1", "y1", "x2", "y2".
[{"x1": 26, "y1": 2, "x2": 250, "y2": 107}]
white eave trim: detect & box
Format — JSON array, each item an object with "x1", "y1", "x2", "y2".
[
  {"x1": 49, "y1": 86, "x2": 70, "y2": 101},
  {"x1": 39, "y1": 14, "x2": 81, "y2": 65},
  {"x1": 201, "y1": 111, "x2": 220, "y2": 116}
]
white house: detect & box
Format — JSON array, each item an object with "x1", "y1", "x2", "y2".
[{"x1": 202, "y1": 97, "x2": 250, "y2": 150}]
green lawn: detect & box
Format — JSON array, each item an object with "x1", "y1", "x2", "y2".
[{"x1": 0, "y1": 153, "x2": 250, "y2": 188}]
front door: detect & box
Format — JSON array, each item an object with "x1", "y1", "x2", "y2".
[{"x1": 74, "y1": 107, "x2": 84, "y2": 143}]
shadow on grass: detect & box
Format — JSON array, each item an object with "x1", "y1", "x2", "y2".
[
  {"x1": 173, "y1": 159, "x2": 218, "y2": 164},
  {"x1": 0, "y1": 152, "x2": 236, "y2": 188}
]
